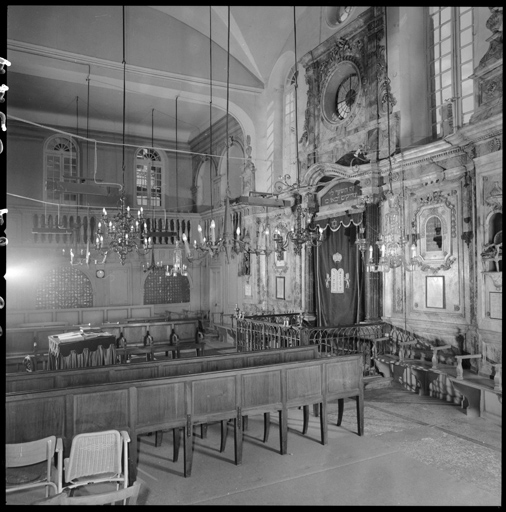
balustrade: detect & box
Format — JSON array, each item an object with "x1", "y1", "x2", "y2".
[{"x1": 10, "y1": 206, "x2": 201, "y2": 248}]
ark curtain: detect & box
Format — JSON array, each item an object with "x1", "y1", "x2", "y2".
[{"x1": 314, "y1": 222, "x2": 364, "y2": 326}]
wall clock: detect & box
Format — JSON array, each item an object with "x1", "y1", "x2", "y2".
[{"x1": 96, "y1": 269, "x2": 105, "y2": 279}]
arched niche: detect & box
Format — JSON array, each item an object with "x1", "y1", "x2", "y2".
[{"x1": 219, "y1": 142, "x2": 244, "y2": 200}]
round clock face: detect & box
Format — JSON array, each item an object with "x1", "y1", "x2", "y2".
[
  {"x1": 321, "y1": 60, "x2": 362, "y2": 129},
  {"x1": 335, "y1": 74, "x2": 359, "y2": 120},
  {"x1": 96, "y1": 269, "x2": 105, "y2": 279}
]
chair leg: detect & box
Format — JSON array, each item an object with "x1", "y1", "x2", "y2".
[
  {"x1": 320, "y1": 401, "x2": 328, "y2": 445},
  {"x1": 183, "y1": 427, "x2": 193, "y2": 477},
  {"x1": 302, "y1": 405, "x2": 309, "y2": 435},
  {"x1": 279, "y1": 409, "x2": 288, "y2": 455},
  {"x1": 234, "y1": 416, "x2": 243, "y2": 466},
  {"x1": 356, "y1": 394, "x2": 364, "y2": 436},
  {"x1": 263, "y1": 412, "x2": 270, "y2": 443},
  {"x1": 173, "y1": 428, "x2": 181, "y2": 462},
  {"x1": 220, "y1": 420, "x2": 228, "y2": 452},
  {"x1": 336, "y1": 398, "x2": 344, "y2": 426}
]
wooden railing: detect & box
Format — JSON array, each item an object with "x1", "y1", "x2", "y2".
[
  {"x1": 7, "y1": 206, "x2": 205, "y2": 248},
  {"x1": 235, "y1": 318, "x2": 386, "y2": 377}
]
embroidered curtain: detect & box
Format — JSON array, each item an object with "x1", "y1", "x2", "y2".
[{"x1": 314, "y1": 216, "x2": 364, "y2": 326}]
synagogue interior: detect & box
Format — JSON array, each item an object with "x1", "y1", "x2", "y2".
[{"x1": 2, "y1": 6, "x2": 503, "y2": 506}]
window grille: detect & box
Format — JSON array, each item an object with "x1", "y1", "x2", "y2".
[
  {"x1": 36, "y1": 267, "x2": 93, "y2": 309},
  {"x1": 144, "y1": 267, "x2": 190, "y2": 305},
  {"x1": 136, "y1": 148, "x2": 163, "y2": 207},
  {"x1": 283, "y1": 67, "x2": 297, "y2": 176},
  {"x1": 428, "y1": 6, "x2": 474, "y2": 139},
  {"x1": 44, "y1": 135, "x2": 79, "y2": 204}
]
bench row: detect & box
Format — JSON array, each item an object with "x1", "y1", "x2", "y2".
[{"x1": 6, "y1": 351, "x2": 364, "y2": 482}]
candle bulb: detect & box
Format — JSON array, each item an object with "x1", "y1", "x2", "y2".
[
  {"x1": 411, "y1": 244, "x2": 416, "y2": 259},
  {"x1": 127, "y1": 206, "x2": 130, "y2": 217},
  {"x1": 369, "y1": 245, "x2": 373, "y2": 259},
  {"x1": 194, "y1": 240, "x2": 197, "y2": 249},
  {"x1": 236, "y1": 226, "x2": 241, "y2": 237},
  {"x1": 198, "y1": 224, "x2": 203, "y2": 244},
  {"x1": 103, "y1": 208, "x2": 107, "y2": 216},
  {"x1": 210, "y1": 220, "x2": 216, "y2": 243}
]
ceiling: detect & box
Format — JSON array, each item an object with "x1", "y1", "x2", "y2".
[{"x1": 6, "y1": 5, "x2": 307, "y2": 144}]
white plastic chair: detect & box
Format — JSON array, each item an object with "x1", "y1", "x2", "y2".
[
  {"x1": 63, "y1": 429, "x2": 130, "y2": 493},
  {"x1": 6, "y1": 435, "x2": 63, "y2": 498}
]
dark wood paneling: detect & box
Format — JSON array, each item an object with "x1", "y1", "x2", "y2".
[
  {"x1": 73, "y1": 389, "x2": 129, "y2": 434},
  {"x1": 241, "y1": 370, "x2": 282, "y2": 408},
  {"x1": 136, "y1": 382, "x2": 186, "y2": 429},
  {"x1": 192, "y1": 376, "x2": 236, "y2": 416}
]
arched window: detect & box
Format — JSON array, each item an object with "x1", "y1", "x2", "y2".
[
  {"x1": 44, "y1": 135, "x2": 79, "y2": 204},
  {"x1": 283, "y1": 66, "x2": 297, "y2": 177},
  {"x1": 135, "y1": 148, "x2": 164, "y2": 207}
]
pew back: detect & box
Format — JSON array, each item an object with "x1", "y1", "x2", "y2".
[{"x1": 6, "y1": 346, "x2": 320, "y2": 393}]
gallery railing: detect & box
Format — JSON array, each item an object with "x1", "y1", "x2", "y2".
[{"x1": 235, "y1": 317, "x2": 388, "y2": 376}]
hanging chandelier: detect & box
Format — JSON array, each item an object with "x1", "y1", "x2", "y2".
[
  {"x1": 96, "y1": 197, "x2": 152, "y2": 265},
  {"x1": 363, "y1": 8, "x2": 411, "y2": 274},
  {"x1": 95, "y1": 7, "x2": 152, "y2": 266},
  {"x1": 273, "y1": 193, "x2": 323, "y2": 258},
  {"x1": 181, "y1": 7, "x2": 249, "y2": 263},
  {"x1": 272, "y1": 7, "x2": 324, "y2": 259}
]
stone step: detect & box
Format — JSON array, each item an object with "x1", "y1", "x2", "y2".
[{"x1": 364, "y1": 375, "x2": 392, "y2": 390}]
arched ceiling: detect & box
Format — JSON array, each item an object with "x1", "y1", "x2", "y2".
[{"x1": 6, "y1": 5, "x2": 307, "y2": 144}]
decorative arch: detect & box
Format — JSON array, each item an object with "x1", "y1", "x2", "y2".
[
  {"x1": 195, "y1": 157, "x2": 217, "y2": 213},
  {"x1": 218, "y1": 140, "x2": 245, "y2": 201}
]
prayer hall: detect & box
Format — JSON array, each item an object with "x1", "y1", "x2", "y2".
[{"x1": 2, "y1": 6, "x2": 502, "y2": 506}]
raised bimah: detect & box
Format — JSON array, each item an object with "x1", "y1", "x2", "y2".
[{"x1": 48, "y1": 331, "x2": 116, "y2": 370}]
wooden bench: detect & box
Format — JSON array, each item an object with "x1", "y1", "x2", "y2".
[
  {"x1": 448, "y1": 354, "x2": 502, "y2": 421},
  {"x1": 6, "y1": 345, "x2": 323, "y2": 454},
  {"x1": 6, "y1": 352, "x2": 363, "y2": 483},
  {"x1": 374, "y1": 349, "x2": 502, "y2": 422},
  {"x1": 116, "y1": 341, "x2": 206, "y2": 363}
]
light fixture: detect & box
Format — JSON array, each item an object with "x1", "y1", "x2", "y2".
[
  {"x1": 272, "y1": 7, "x2": 324, "y2": 259},
  {"x1": 182, "y1": 7, "x2": 249, "y2": 263},
  {"x1": 366, "y1": 7, "x2": 409, "y2": 274},
  {"x1": 95, "y1": 7, "x2": 152, "y2": 265}
]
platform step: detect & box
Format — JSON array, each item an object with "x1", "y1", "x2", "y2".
[{"x1": 364, "y1": 375, "x2": 392, "y2": 390}]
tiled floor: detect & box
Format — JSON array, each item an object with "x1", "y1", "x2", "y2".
[{"x1": 6, "y1": 339, "x2": 502, "y2": 506}]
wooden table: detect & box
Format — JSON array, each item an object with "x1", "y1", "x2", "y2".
[{"x1": 48, "y1": 331, "x2": 116, "y2": 370}]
